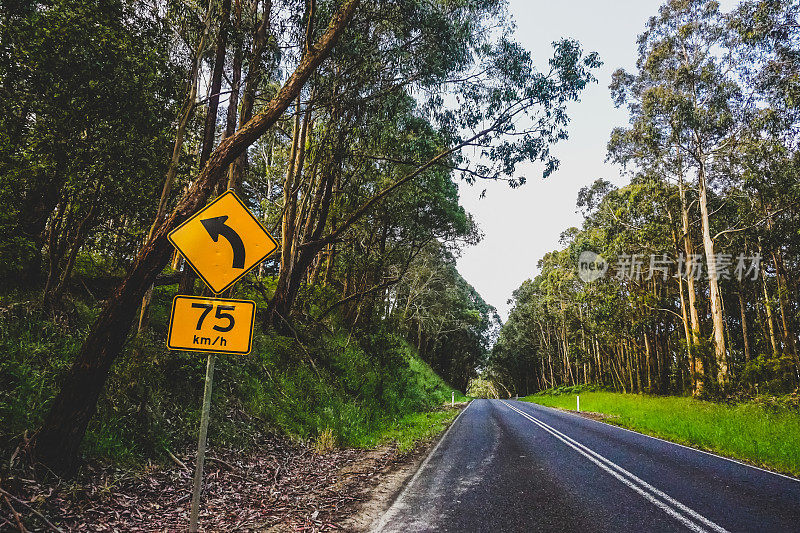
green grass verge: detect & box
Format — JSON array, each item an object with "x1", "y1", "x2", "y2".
[
  {"x1": 354, "y1": 407, "x2": 462, "y2": 453},
  {"x1": 522, "y1": 391, "x2": 800, "y2": 477}
]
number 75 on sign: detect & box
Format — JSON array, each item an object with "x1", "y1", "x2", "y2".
[{"x1": 167, "y1": 295, "x2": 256, "y2": 355}]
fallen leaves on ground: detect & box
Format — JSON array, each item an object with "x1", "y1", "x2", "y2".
[{"x1": 1, "y1": 432, "x2": 401, "y2": 532}]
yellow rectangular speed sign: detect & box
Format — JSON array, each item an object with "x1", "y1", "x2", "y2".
[{"x1": 167, "y1": 295, "x2": 256, "y2": 355}]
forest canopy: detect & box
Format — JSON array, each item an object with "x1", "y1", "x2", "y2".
[{"x1": 0, "y1": 0, "x2": 598, "y2": 475}]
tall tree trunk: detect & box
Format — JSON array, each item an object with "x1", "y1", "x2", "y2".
[
  {"x1": 771, "y1": 251, "x2": 800, "y2": 378},
  {"x1": 762, "y1": 206, "x2": 799, "y2": 376},
  {"x1": 624, "y1": 342, "x2": 634, "y2": 392},
  {"x1": 268, "y1": 108, "x2": 341, "y2": 325},
  {"x1": 178, "y1": 0, "x2": 233, "y2": 295},
  {"x1": 268, "y1": 100, "x2": 304, "y2": 325},
  {"x1": 595, "y1": 337, "x2": 603, "y2": 386},
  {"x1": 737, "y1": 276, "x2": 751, "y2": 366},
  {"x1": 669, "y1": 211, "x2": 691, "y2": 393},
  {"x1": 31, "y1": 0, "x2": 361, "y2": 475},
  {"x1": 697, "y1": 160, "x2": 728, "y2": 385},
  {"x1": 50, "y1": 183, "x2": 103, "y2": 303},
  {"x1": 754, "y1": 286, "x2": 769, "y2": 357},
  {"x1": 761, "y1": 262, "x2": 780, "y2": 358},
  {"x1": 224, "y1": 0, "x2": 243, "y2": 191},
  {"x1": 678, "y1": 170, "x2": 703, "y2": 396},
  {"x1": 43, "y1": 200, "x2": 68, "y2": 298},
  {"x1": 231, "y1": 0, "x2": 273, "y2": 187},
  {"x1": 611, "y1": 343, "x2": 625, "y2": 393},
  {"x1": 644, "y1": 330, "x2": 654, "y2": 392},
  {"x1": 200, "y1": 0, "x2": 232, "y2": 169},
  {"x1": 634, "y1": 339, "x2": 642, "y2": 393},
  {"x1": 659, "y1": 330, "x2": 670, "y2": 393}
]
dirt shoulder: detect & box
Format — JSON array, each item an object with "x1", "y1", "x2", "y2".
[
  {"x1": 342, "y1": 402, "x2": 469, "y2": 532},
  {"x1": 339, "y1": 434, "x2": 436, "y2": 532}
]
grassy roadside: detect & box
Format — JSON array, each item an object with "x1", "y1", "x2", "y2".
[
  {"x1": 355, "y1": 403, "x2": 466, "y2": 453},
  {"x1": 522, "y1": 390, "x2": 800, "y2": 477}
]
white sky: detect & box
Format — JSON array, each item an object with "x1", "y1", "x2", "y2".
[{"x1": 456, "y1": 0, "x2": 735, "y2": 320}]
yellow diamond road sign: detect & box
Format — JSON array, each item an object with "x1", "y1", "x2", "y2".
[
  {"x1": 169, "y1": 190, "x2": 278, "y2": 294},
  {"x1": 167, "y1": 295, "x2": 256, "y2": 354}
]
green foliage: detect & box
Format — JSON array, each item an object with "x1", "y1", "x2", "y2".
[
  {"x1": 386, "y1": 242, "x2": 500, "y2": 391},
  {"x1": 0, "y1": 0, "x2": 180, "y2": 284},
  {"x1": 0, "y1": 0, "x2": 600, "y2": 471},
  {"x1": 356, "y1": 409, "x2": 460, "y2": 454},
  {"x1": 489, "y1": 0, "x2": 800, "y2": 399},
  {"x1": 0, "y1": 287, "x2": 461, "y2": 463},
  {"x1": 524, "y1": 391, "x2": 800, "y2": 477},
  {"x1": 533, "y1": 384, "x2": 603, "y2": 396},
  {"x1": 0, "y1": 304, "x2": 90, "y2": 452},
  {"x1": 741, "y1": 353, "x2": 798, "y2": 394}
]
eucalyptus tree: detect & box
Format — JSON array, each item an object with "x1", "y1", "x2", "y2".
[
  {"x1": 489, "y1": 0, "x2": 800, "y2": 399},
  {"x1": 608, "y1": 112, "x2": 708, "y2": 394},
  {"x1": 0, "y1": 0, "x2": 181, "y2": 291},
  {"x1": 492, "y1": 279, "x2": 551, "y2": 394},
  {"x1": 33, "y1": 0, "x2": 361, "y2": 475},
  {"x1": 390, "y1": 242, "x2": 497, "y2": 391},
  {"x1": 30, "y1": 0, "x2": 600, "y2": 475},
  {"x1": 264, "y1": 0, "x2": 602, "y2": 325},
  {"x1": 729, "y1": 0, "x2": 800, "y2": 381},
  {"x1": 493, "y1": 178, "x2": 695, "y2": 396},
  {"x1": 609, "y1": 0, "x2": 752, "y2": 386}
]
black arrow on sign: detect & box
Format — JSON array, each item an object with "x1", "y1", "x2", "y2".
[{"x1": 201, "y1": 215, "x2": 246, "y2": 268}]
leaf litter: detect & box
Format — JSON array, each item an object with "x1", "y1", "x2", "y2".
[{"x1": 0, "y1": 431, "x2": 408, "y2": 532}]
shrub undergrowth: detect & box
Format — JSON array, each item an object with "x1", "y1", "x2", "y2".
[{"x1": 0, "y1": 285, "x2": 461, "y2": 467}]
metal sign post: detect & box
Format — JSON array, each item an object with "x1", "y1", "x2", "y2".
[{"x1": 189, "y1": 352, "x2": 216, "y2": 532}]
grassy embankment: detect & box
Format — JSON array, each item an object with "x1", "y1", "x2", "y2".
[
  {"x1": 0, "y1": 283, "x2": 466, "y2": 467},
  {"x1": 523, "y1": 387, "x2": 800, "y2": 477}
]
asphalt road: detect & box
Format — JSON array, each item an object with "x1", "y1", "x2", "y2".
[{"x1": 373, "y1": 399, "x2": 800, "y2": 533}]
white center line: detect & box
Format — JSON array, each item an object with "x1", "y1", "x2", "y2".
[{"x1": 500, "y1": 400, "x2": 729, "y2": 533}]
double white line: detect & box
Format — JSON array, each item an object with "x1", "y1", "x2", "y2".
[{"x1": 500, "y1": 401, "x2": 729, "y2": 533}]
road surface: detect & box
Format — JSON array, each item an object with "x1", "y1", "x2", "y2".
[{"x1": 374, "y1": 399, "x2": 800, "y2": 532}]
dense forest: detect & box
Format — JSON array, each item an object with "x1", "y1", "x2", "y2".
[
  {"x1": 0, "y1": 0, "x2": 600, "y2": 478},
  {"x1": 490, "y1": 0, "x2": 800, "y2": 399}
]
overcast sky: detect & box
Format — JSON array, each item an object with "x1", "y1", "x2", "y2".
[{"x1": 455, "y1": 0, "x2": 735, "y2": 320}]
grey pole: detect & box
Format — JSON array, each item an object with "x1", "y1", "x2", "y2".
[{"x1": 189, "y1": 352, "x2": 216, "y2": 532}]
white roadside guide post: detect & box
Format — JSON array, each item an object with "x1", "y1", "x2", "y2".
[
  {"x1": 165, "y1": 191, "x2": 278, "y2": 533},
  {"x1": 577, "y1": 395, "x2": 580, "y2": 413},
  {"x1": 452, "y1": 391, "x2": 455, "y2": 407}
]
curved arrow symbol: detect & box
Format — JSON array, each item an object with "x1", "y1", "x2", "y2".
[{"x1": 201, "y1": 215, "x2": 246, "y2": 269}]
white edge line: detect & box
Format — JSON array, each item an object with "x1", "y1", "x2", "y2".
[
  {"x1": 501, "y1": 401, "x2": 727, "y2": 533},
  {"x1": 371, "y1": 400, "x2": 473, "y2": 532},
  {"x1": 499, "y1": 401, "x2": 709, "y2": 533},
  {"x1": 514, "y1": 399, "x2": 800, "y2": 483}
]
